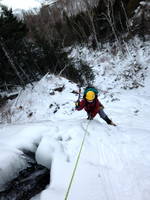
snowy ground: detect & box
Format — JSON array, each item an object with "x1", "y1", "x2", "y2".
[
  {"x1": 0, "y1": 38, "x2": 150, "y2": 200},
  {"x1": 1, "y1": 0, "x2": 41, "y2": 11}
]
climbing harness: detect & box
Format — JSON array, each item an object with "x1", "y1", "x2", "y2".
[{"x1": 64, "y1": 120, "x2": 91, "y2": 200}]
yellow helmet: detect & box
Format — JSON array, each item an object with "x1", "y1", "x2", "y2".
[{"x1": 85, "y1": 91, "x2": 95, "y2": 101}]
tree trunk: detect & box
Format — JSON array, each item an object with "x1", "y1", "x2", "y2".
[{"x1": 0, "y1": 38, "x2": 25, "y2": 87}]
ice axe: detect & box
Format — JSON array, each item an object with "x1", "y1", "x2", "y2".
[
  {"x1": 74, "y1": 85, "x2": 81, "y2": 108},
  {"x1": 77, "y1": 85, "x2": 81, "y2": 102}
]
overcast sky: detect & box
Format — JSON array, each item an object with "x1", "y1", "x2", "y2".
[{"x1": 1, "y1": 0, "x2": 41, "y2": 10}]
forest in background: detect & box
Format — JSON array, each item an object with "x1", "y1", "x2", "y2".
[{"x1": 0, "y1": 0, "x2": 149, "y2": 91}]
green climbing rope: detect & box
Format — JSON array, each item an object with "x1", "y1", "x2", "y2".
[{"x1": 64, "y1": 120, "x2": 90, "y2": 200}]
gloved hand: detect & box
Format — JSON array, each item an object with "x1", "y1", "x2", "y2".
[
  {"x1": 75, "y1": 101, "x2": 79, "y2": 106},
  {"x1": 87, "y1": 113, "x2": 93, "y2": 120},
  {"x1": 75, "y1": 101, "x2": 80, "y2": 108},
  {"x1": 99, "y1": 105, "x2": 104, "y2": 109},
  {"x1": 99, "y1": 104, "x2": 104, "y2": 109}
]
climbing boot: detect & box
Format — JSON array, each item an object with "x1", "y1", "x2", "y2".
[{"x1": 110, "y1": 121, "x2": 117, "y2": 126}]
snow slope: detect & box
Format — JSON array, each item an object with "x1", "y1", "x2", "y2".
[
  {"x1": 1, "y1": 0, "x2": 41, "y2": 11},
  {"x1": 0, "y1": 38, "x2": 150, "y2": 200}
]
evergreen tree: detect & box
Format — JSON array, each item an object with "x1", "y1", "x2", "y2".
[{"x1": 0, "y1": 5, "x2": 28, "y2": 89}]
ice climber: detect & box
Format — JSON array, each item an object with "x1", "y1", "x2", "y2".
[{"x1": 75, "y1": 87, "x2": 116, "y2": 126}]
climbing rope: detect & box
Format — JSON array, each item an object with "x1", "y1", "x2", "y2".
[{"x1": 64, "y1": 120, "x2": 91, "y2": 200}]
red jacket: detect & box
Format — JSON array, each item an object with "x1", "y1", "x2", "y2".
[{"x1": 76, "y1": 98, "x2": 104, "y2": 118}]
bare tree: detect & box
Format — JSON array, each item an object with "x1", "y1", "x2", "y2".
[
  {"x1": 100, "y1": 0, "x2": 123, "y2": 52},
  {"x1": 0, "y1": 38, "x2": 25, "y2": 87}
]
